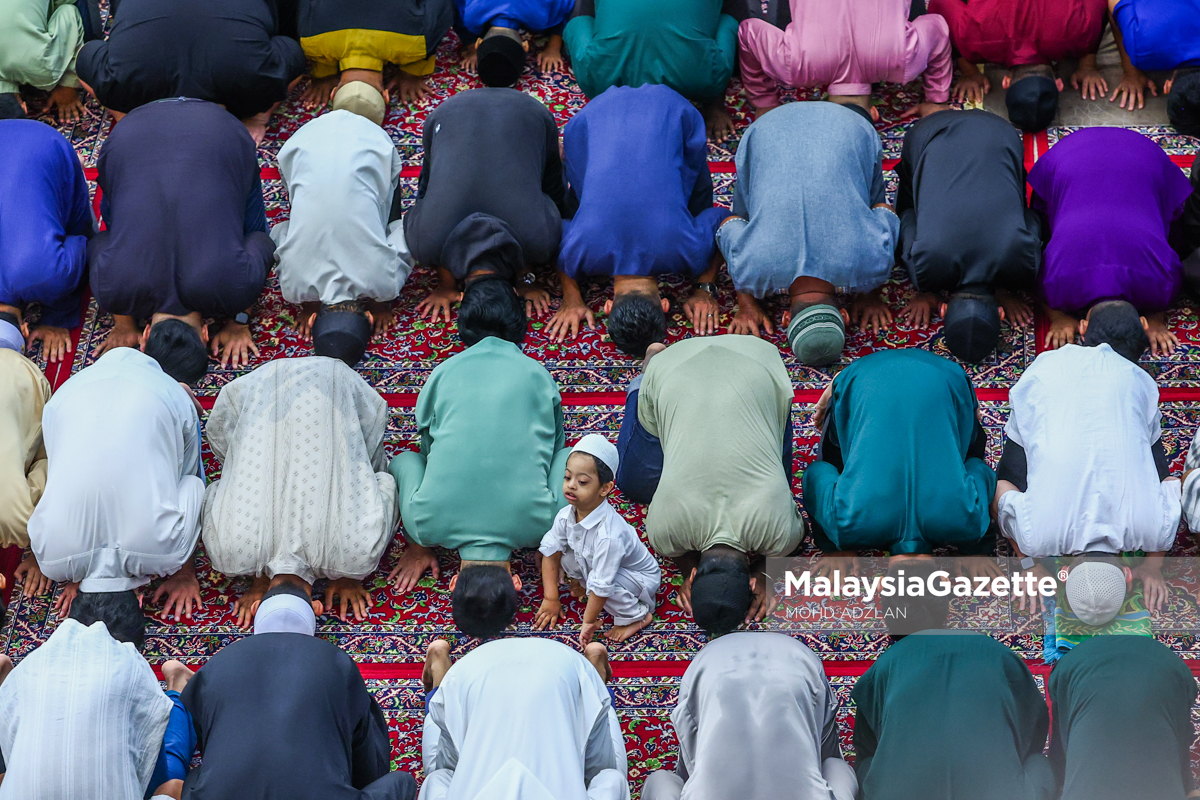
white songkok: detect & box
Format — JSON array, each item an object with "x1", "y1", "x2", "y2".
[
  {"x1": 571, "y1": 433, "x2": 619, "y2": 478},
  {"x1": 1065, "y1": 561, "x2": 1127, "y2": 627},
  {"x1": 0, "y1": 319, "x2": 24, "y2": 353},
  {"x1": 254, "y1": 591, "x2": 317, "y2": 636}
]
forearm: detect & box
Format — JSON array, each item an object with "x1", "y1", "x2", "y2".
[
  {"x1": 736, "y1": 290, "x2": 764, "y2": 310},
  {"x1": 559, "y1": 272, "x2": 584, "y2": 305},
  {"x1": 436, "y1": 266, "x2": 456, "y2": 289},
  {"x1": 583, "y1": 592, "x2": 607, "y2": 623},
  {"x1": 541, "y1": 551, "x2": 563, "y2": 595}
]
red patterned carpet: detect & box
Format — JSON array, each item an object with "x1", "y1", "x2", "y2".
[{"x1": 7, "y1": 30, "x2": 1200, "y2": 794}]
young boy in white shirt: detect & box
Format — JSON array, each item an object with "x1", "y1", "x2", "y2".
[{"x1": 536, "y1": 434, "x2": 661, "y2": 644}]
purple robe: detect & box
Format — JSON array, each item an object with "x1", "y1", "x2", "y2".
[{"x1": 1028, "y1": 127, "x2": 1192, "y2": 313}]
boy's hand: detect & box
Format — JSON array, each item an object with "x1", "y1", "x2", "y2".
[
  {"x1": 579, "y1": 619, "x2": 601, "y2": 645},
  {"x1": 534, "y1": 597, "x2": 565, "y2": 630}
]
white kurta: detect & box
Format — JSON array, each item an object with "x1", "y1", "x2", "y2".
[
  {"x1": 28, "y1": 348, "x2": 204, "y2": 591},
  {"x1": 0, "y1": 620, "x2": 172, "y2": 800},
  {"x1": 272, "y1": 110, "x2": 414, "y2": 305},
  {"x1": 421, "y1": 638, "x2": 629, "y2": 800},
  {"x1": 202, "y1": 357, "x2": 398, "y2": 583}
]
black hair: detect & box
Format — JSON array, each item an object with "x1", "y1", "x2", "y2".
[
  {"x1": 0, "y1": 94, "x2": 26, "y2": 120},
  {"x1": 607, "y1": 292, "x2": 665, "y2": 358},
  {"x1": 261, "y1": 581, "x2": 312, "y2": 604},
  {"x1": 1083, "y1": 300, "x2": 1149, "y2": 363},
  {"x1": 691, "y1": 551, "x2": 751, "y2": 638},
  {"x1": 0, "y1": 310, "x2": 19, "y2": 328},
  {"x1": 570, "y1": 451, "x2": 614, "y2": 485},
  {"x1": 1168, "y1": 69, "x2": 1200, "y2": 138},
  {"x1": 451, "y1": 565, "x2": 519, "y2": 639},
  {"x1": 144, "y1": 318, "x2": 209, "y2": 385},
  {"x1": 69, "y1": 590, "x2": 147, "y2": 650},
  {"x1": 458, "y1": 279, "x2": 526, "y2": 346},
  {"x1": 879, "y1": 559, "x2": 951, "y2": 640}
]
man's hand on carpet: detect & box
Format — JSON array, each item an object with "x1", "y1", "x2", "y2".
[
  {"x1": 898, "y1": 292, "x2": 939, "y2": 328},
  {"x1": 957, "y1": 557, "x2": 1003, "y2": 581},
  {"x1": 47, "y1": 85, "x2": 86, "y2": 123},
  {"x1": 13, "y1": 555, "x2": 51, "y2": 598},
  {"x1": 53, "y1": 581, "x2": 80, "y2": 619},
  {"x1": 683, "y1": 288, "x2": 720, "y2": 336},
  {"x1": 996, "y1": 289, "x2": 1033, "y2": 328},
  {"x1": 1014, "y1": 562, "x2": 1051, "y2": 615},
  {"x1": 701, "y1": 99, "x2": 735, "y2": 143},
  {"x1": 365, "y1": 299, "x2": 396, "y2": 339},
  {"x1": 155, "y1": 568, "x2": 203, "y2": 622},
  {"x1": 1145, "y1": 313, "x2": 1178, "y2": 357},
  {"x1": 546, "y1": 300, "x2": 595, "y2": 342},
  {"x1": 1109, "y1": 70, "x2": 1157, "y2": 110},
  {"x1": 211, "y1": 321, "x2": 259, "y2": 369},
  {"x1": 26, "y1": 325, "x2": 73, "y2": 363},
  {"x1": 729, "y1": 293, "x2": 773, "y2": 337},
  {"x1": 1070, "y1": 65, "x2": 1108, "y2": 100},
  {"x1": 518, "y1": 285, "x2": 552, "y2": 318},
  {"x1": 1132, "y1": 562, "x2": 1169, "y2": 613},
  {"x1": 534, "y1": 597, "x2": 565, "y2": 630},
  {"x1": 325, "y1": 578, "x2": 372, "y2": 622},
  {"x1": 851, "y1": 292, "x2": 892, "y2": 335},
  {"x1": 536, "y1": 35, "x2": 565, "y2": 72},
  {"x1": 899, "y1": 102, "x2": 950, "y2": 120},
  {"x1": 417, "y1": 285, "x2": 461, "y2": 323},
  {"x1": 389, "y1": 543, "x2": 440, "y2": 593},
  {"x1": 813, "y1": 553, "x2": 860, "y2": 582},
  {"x1": 233, "y1": 575, "x2": 271, "y2": 630},
  {"x1": 951, "y1": 71, "x2": 990, "y2": 104},
  {"x1": 387, "y1": 71, "x2": 430, "y2": 105},
  {"x1": 300, "y1": 74, "x2": 339, "y2": 110},
  {"x1": 1043, "y1": 309, "x2": 1079, "y2": 350},
  {"x1": 96, "y1": 317, "x2": 143, "y2": 356},
  {"x1": 746, "y1": 572, "x2": 776, "y2": 624}
]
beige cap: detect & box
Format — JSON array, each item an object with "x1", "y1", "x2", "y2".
[{"x1": 332, "y1": 80, "x2": 386, "y2": 126}]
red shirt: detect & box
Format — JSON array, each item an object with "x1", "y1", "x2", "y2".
[{"x1": 929, "y1": 0, "x2": 1105, "y2": 66}]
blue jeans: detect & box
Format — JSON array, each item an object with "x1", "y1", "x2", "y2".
[{"x1": 144, "y1": 690, "x2": 195, "y2": 798}]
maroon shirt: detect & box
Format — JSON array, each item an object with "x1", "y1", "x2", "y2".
[{"x1": 929, "y1": 0, "x2": 1105, "y2": 66}]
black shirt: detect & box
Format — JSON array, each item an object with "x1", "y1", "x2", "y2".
[
  {"x1": 404, "y1": 88, "x2": 567, "y2": 269},
  {"x1": 77, "y1": 0, "x2": 306, "y2": 119},
  {"x1": 299, "y1": 0, "x2": 453, "y2": 53},
  {"x1": 896, "y1": 109, "x2": 1042, "y2": 294},
  {"x1": 180, "y1": 633, "x2": 408, "y2": 800},
  {"x1": 89, "y1": 99, "x2": 273, "y2": 320},
  {"x1": 1170, "y1": 153, "x2": 1200, "y2": 258}
]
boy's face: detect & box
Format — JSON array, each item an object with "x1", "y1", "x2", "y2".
[{"x1": 563, "y1": 452, "x2": 613, "y2": 512}]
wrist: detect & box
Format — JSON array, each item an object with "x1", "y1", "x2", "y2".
[{"x1": 693, "y1": 281, "x2": 718, "y2": 297}]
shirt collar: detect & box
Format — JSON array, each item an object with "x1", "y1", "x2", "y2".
[{"x1": 569, "y1": 501, "x2": 611, "y2": 531}]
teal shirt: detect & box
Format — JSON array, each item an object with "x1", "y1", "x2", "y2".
[
  {"x1": 395, "y1": 337, "x2": 567, "y2": 561},
  {"x1": 802, "y1": 349, "x2": 995, "y2": 554},
  {"x1": 564, "y1": 0, "x2": 737, "y2": 101}
]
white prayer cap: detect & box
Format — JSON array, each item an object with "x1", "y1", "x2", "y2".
[
  {"x1": 0, "y1": 319, "x2": 23, "y2": 354},
  {"x1": 1065, "y1": 561, "x2": 1127, "y2": 627},
  {"x1": 254, "y1": 592, "x2": 317, "y2": 636},
  {"x1": 332, "y1": 81, "x2": 386, "y2": 126},
  {"x1": 571, "y1": 433, "x2": 619, "y2": 478}
]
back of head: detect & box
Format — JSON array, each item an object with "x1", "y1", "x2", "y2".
[
  {"x1": 145, "y1": 318, "x2": 209, "y2": 385},
  {"x1": 691, "y1": 552, "x2": 751, "y2": 638},
  {"x1": 943, "y1": 293, "x2": 1000, "y2": 363},
  {"x1": 451, "y1": 565, "x2": 519, "y2": 639},
  {"x1": 1083, "y1": 300, "x2": 1148, "y2": 362},
  {"x1": 477, "y1": 31, "x2": 525, "y2": 88},
  {"x1": 254, "y1": 582, "x2": 317, "y2": 636},
  {"x1": 1065, "y1": 560, "x2": 1127, "y2": 627},
  {"x1": 787, "y1": 300, "x2": 845, "y2": 366},
  {"x1": 313, "y1": 301, "x2": 372, "y2": 366},
  {"x1": 0, "y1": 94, "x2": 26, "y2": 120},
  {"x1": 332, "y1": 80, "x2": 386, "y2": 126},
  {"x1": 1006, "y1": 65, "x2": 1059, "y2": 132},
  {"x1": 1168, "y1": 69, "x2": 1200, "y2": 137},
  {"x1": 608, "y1": 292, "x2": 665, "y2": 358},
  {"x1": 880, "y1": 559, "x2": 951, "y2": 640},
  {"x1": 69, "y1": 590, "x2": 147, "y2": 650},
  {"x1": 459, "y1": 279, "x2": 526, "y2": 346}
]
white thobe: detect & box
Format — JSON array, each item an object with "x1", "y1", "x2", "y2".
[
  {"x1": 28, "y1": 348, "x2": 204, "y2": 591},
  {"x1": 202, "y1": 357, "x2": 398, "y2": 582},
  {"x1": 272, "y1": 110, "x2": 414, "y2": 305},
  {"x1": 0, "y1": 620, "x2": 171, "y2": 800},
  {"x1": 420, "y1": 638, "x2": 629, "y2": 800}
]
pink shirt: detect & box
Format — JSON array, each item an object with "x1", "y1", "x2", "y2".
[{"x1": 738, "y1": 0, "x2": 952, "y2": 106}]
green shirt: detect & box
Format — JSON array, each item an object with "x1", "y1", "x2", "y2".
[
  {"x1": 802, "y1": 349, "x2": 995, "y2": 554},
  {"x1": 0, "y1": 0, "x2": 82, "y2": 94},
  {"x1": 564, "y1": 0, "x2": 738, "y2": 101},
  {"x1": 639, "y1": 335, "x2": 802, "y2": 558},
  {"x1": 401, "y1": 337, "x2": 566, "y2": 561}
]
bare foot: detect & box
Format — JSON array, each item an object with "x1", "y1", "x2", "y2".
[
  {"x1": 96, "y1": 315, "x2": 142, "y2": 356},
  {"x1": 324, "y1": 577, "x2": 372, "y2": 622},
  {"x1": 422, "y1": 639, "x2": 452, "y2": 691},
  {"x1": 365, "y1": 298, "x2": 396, "y2": 338},
  {"x1": 241, "y1": 110, "x2": 273, "y2": 146},
  {"x1": 233, "y1": 575, "x2": 271, "y2": 630},
  {"x1": 162, "y1": 659, "x2": 195, "y2": 693},
  {"x1": 387, "y1": 71, "x2": 430, "y2": 104},
  {"x1": 47, "y1": 85, "x2": 85, "y2": 122},
  {"x1": 388, "y1": 543, "x2": 440, "y2": 593},
  {"x1": 13, "y1": 555, "x2": 52, "y2": 598},
  {"x1": 603, "y1": 612, "x2": 652, "y2": 643},
  {"x1": 567, "y1": 578, "x2": 587, "y2": 599},
  {"x1": 459, "y1": 40, "x2": 479, "y2": 73},
  {"x1": 584, "y1": 641, "x2": 612, "y2": 682},
  {"x1": 701, "y1": 98, "x2": 735, "y2": 143},
  {"x1": 53, "y1": 581, "x2": 80, "y2": 619},
  {"x1": 300, "y1": 74, "x2": 338, "y2": 109},
  {"x1": 996, "y1": 289, "x2": 1033, "y2": 328},
  {"x1": 296, "y1": 300, "x2": 321, "y2": 339}
]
